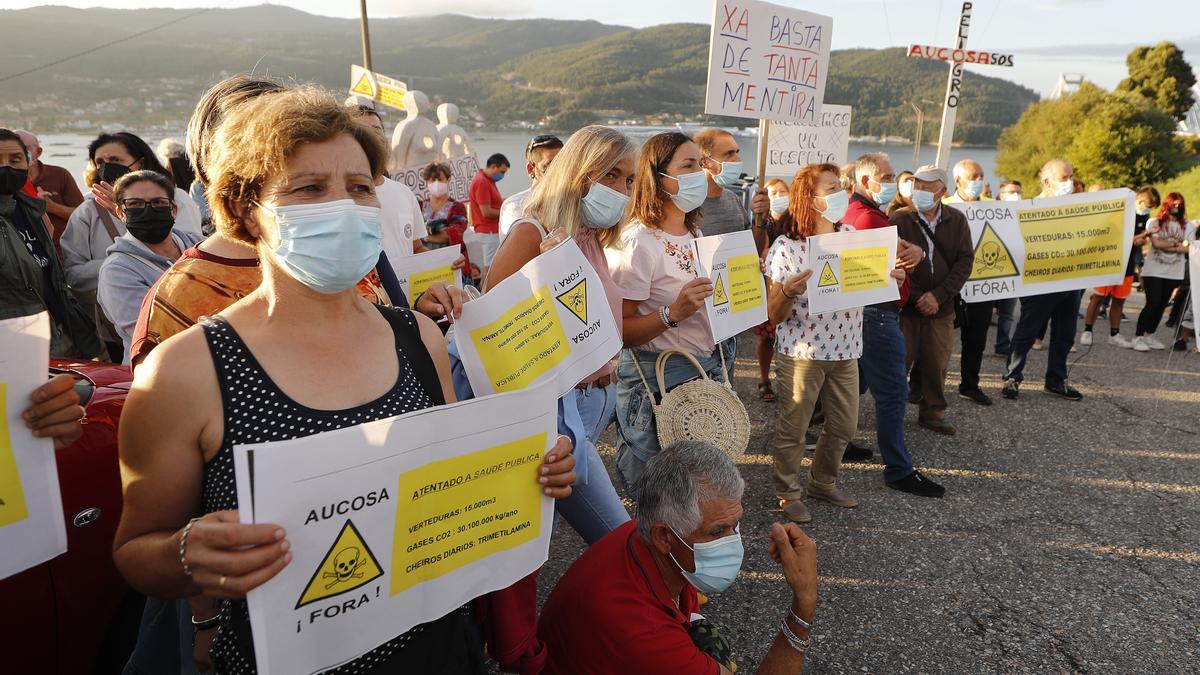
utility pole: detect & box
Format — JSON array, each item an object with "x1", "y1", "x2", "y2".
[{"x1": 359, "y1": 0, "x2": 373, "y2": 71}]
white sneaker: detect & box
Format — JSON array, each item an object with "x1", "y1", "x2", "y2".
[
  {"x1": 1132, "y1": 336, "x2": 1151, "y2": 352},
  {"x1": 1145, "y1": 335, "x2": 1167, "y2": 350},
  {"x1": 1109, "y1": 333, "x2": 1133, "y2": 349},
  {"x1": 1032, "y1": 339, "x2": 1043, "y2": 350},
  {"x1": 1080, "y1": 331, "x2": 1093, "y2": 346}
]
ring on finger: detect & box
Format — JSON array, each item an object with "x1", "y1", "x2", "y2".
[{"x1": 219, "y1": 575, "x2": 227, "y2": 588}]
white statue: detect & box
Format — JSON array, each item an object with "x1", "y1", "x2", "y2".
[
  {"x1": 389, "y1": 90, "x2": 441, "y2": 171},
  {"x1": 436, "y1": 103, "x2": 472, "y2": 159}
]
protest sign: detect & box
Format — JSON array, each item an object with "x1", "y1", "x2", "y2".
[
  {"x1": 806, "y1": 226, "x2": 899, "y2": 314},
  {"x1": 453, "y1": 239, "x2": 622, "y2": 397},
  {"x1": 1190, "y1": 246, "x2": 1199, "y2": 330},
  {"x1": 765, "y1": 104, "x2": 852, "y2": 177},
  {"x1": 349, "y1": 65, "x2": 408, "y2": 111},
  {"x1": 391, "y1": 154, "x2": 479, "y2": 202},
  {"x1": 235, "y1": 379, "x2": 558, "y2": 674},
  {"x1": 0, "y1": 313, "x2": 67, "y2": 581},
  {"x1": 704, "y1": 0, "x2": 833, "y2": 124},
  {"x1": 391, "y1": 246, "x2": 463, "y2": 301},
  {"x1": 693, "y1": 231, "x2": 768, "y2": 342},
  {"x1": 951, "y1": 189, "x2": 1135, "y2": 302}
]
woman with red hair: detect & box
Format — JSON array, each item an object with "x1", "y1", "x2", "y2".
[
  {"x1": 1133, "y1": 191, "x2": 1192, "y2": 351},
  {"x1": 765, "y1": 163, "x2": 904, "y2": 524}
]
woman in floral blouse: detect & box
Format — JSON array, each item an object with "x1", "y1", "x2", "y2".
[{"x1": 766, "y1": 163, "x2": 905, "y2": 525}]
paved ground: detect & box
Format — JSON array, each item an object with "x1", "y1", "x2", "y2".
[{"x1": 540, "y1": 296, "x2": 1200, "y2": 673}]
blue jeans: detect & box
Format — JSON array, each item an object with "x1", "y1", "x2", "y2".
[
  {"x1": 995, "y1": 298, "x2": 1017, "y2": 352},
  {"x1": 614, "y1": 342, "x2": 736, "y2": 499},
  {"x1": 122, "y1": 598, "x2": 198, "y2": 674},
  {"x1": 555, "y1": 383, "x2": 630, "y2": 545},
  {"x1": 858, "y1": 305, "x2": 915, "y2": 482},
  {"x1": 1005, "y1": 291, "x2": 1079, "y2": 387}
]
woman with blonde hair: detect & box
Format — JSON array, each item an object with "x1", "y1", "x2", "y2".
[
  {"x1": 609, "y1": 131, "x2": 736, "y2": 496},
  {"x1": 766, "y1": 163, "x2": 905, "y2": 524},
  {"x1": 111, "y1": 86, "x2": 576, "y2": 673},
  {"x1": 485, "y1": 124, "x2": 635, "y2": 543}
]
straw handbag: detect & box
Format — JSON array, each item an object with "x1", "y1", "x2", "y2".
[{"x1": 630, "y1": 349, "x2": 749, "y2": 460}]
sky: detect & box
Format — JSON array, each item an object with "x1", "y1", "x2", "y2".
[{"x1": 5, "y1": 0, "x2": 1199, "y2": 97}]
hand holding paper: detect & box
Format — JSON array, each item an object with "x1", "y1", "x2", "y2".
[
  {"x1": 22, "y1": 373, "x2": 86, "y2": 449},
  {"x1": 672, "y1": 278, "x2": 715, "y2": 322}
]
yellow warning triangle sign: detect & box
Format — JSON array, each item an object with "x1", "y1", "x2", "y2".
[
  {"x1": 556, "y1": 278, "x2": 588, "y2": 325},
  {"x1": 352, "y1": 72, "x2": 376, "y2": 98},
  {"x1": 295, "y1": 519, "x2": 384, "y2": 609},
  {"x1": 970, "y1": 222, "x2": 1019, "y2": 280},
  {"x1": 712, "y1": 273, "x2": 730, "y2": 306},
  {"x1": 817, "y1": 261, "x2": 838, "y2": 287}
]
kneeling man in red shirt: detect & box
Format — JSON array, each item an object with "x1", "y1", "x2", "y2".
[{"x1": 538, "y1": 440, "x2": 818, "y2": 674}]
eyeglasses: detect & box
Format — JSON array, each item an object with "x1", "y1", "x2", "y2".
[
  {"x1": 526, "y1": 134, "x2": 562, "y2": 153},
  {"x1": 121, "y1": 197, "x2": 173, "y2": 209}
]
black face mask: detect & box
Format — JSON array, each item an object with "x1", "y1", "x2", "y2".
[
  {"x1": 97, "y1": 161, "x2": 132, "y2": 185},
  {"x1": 124, "y1": 205, "x2": 175, "y2": 244},
  {"x1": 0, "y1": 166, "x2": 28, "y2": 197}
]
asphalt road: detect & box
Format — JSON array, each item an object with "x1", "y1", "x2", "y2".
[{"x1": 539, "y1": 295, "x2": 1200, "y2": 673}]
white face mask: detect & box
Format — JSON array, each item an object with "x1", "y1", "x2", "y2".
[
  {"x1": 899, "y1": 180, "x2": 914, "y2": 198},
  {"x1": 427, "y1": 180, "x2": 448, "y2": 198},
  {"x1": 1051, "y1": 179, "x2": 1074, "y2": 197},
  {"x1": 769, "y1": 195, "x2": 790, "y2": 216}
]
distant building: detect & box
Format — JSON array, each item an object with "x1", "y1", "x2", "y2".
[{"x1": 1050, "y1": 73, "x2": 1086, "y2": 100}]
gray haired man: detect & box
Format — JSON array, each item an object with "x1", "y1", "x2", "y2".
[{"x1": 538, "y1": 441, "x2": 818, "y2": 673}]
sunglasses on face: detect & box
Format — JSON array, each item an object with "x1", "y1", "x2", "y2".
[{"x1": 527, "y1": 134, "x2": 562, "y2": 153}]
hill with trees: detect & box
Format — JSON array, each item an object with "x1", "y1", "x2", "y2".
[{"x1": 1, "y1": 5, "x2": 1036, "y2": 143}]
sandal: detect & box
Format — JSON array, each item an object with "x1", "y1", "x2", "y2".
[{"x1": 757, "y1": 381, "x2": 776, "y2": 402}]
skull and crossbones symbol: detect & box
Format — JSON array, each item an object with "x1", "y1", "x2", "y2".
[
  {"x1": 323, "y1": 546, "x2": 367, "y2": 590},
  {"x1": 979, "y1": 241, "x2": 1002, "y2": 270}
]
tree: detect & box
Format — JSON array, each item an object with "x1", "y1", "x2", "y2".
[
  {"x1": 1117, "y1": 42, "x2": 1197, "y2": 122},
  {"x1": 995, "y1": 82, "x2": 1187, "y2": 189}
]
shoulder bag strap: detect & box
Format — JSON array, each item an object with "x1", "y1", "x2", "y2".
[{"x1": 96, "y1": 206, "x2": 120, "y2": 242}]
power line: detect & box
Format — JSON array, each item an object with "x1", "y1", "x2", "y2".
[
  {"x1": 0, "y1": 7, "x2": 215, "y2": 84},
  {"x1": 880, "y1": 1, "x2": 895, "y2": 46}
]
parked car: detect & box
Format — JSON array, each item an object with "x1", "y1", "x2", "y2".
[{"x1": 0, "y1": 359, "x2": 141, "y2": 674}]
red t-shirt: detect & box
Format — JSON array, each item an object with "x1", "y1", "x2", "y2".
[
  {"x1": 468, "y1": 170, "x2": 502, "y2": 234},
  {"x1": 538, "y1": 520, "x2": 718, "y2": 675},
  {"x1": 844, "y1": 193, "x2": 909, "y2": 306}
]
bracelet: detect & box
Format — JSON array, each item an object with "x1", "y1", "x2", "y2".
[
  {"x1": 659, "y1": 306, "x2": 678, "y2": 328},
  {"x1": 179, "y1": 517, "x2": 199, "y2": 577},
  {"x1": 412, "y1": 290, "x2": 427, "y2": 310},
  {"x1": 191, "y1": 611, "x2": 221, "y2": 631},
  {"x1": 789, "y1": 608, "x2": 813, "y2": 631},
  {"x1": 780, "y1": 617, "x2": 811, "y2": 655},
  {"x1": 782, "y1": 287, "x2": 796, "y2": 300}
]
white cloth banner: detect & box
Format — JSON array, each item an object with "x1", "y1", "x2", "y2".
[
  {"x1": 453, "y1": 239, "x2": 621, "y2": 397},
  {"x1": 391, "y1": 246, "x2": 463, "y2": 301},
  {"x1": 236, "y1": 380, "x2": 558, "y2": 674},
  {"x1": 693, "y1": 231, "x2": 768, "y2": 342},
  {"x1": 391, "y1": 154, "x2": 479, "y2": 202},
  {"x1": 951, "y1": 189, "x2": 1135, "y2": 303},
  {"x1": 704, "y1": 0, "x2": 833, "y2": 124},
  {"x1": 805, "y1": 226, "x2": 899, "y2": 314},
  {"x1": 0, "y1": 312, "x2": 67, "y2": 580},
  {"x1": 765, "y1": 104, "x2": 852, "y2": 177}
]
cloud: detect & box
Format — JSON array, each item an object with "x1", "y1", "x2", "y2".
[{"x1": 1013, "y1": 36, "x2": 1200, "y2": 58}]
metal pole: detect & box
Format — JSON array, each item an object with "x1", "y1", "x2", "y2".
[
  {"x1": 755, "y1": 118, "x2": 770, "y2": 227},
  {"x1": 909, "y1": 102, "x2": 924, "y2": 167},
  {"x1": 359, "y1": 0, "x2": 373, "y2": 71},
  {"x1": 934, "y1": 2, "x2": 973, "y2": 169}
]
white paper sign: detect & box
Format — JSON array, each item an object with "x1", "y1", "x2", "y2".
[
  {"x1": 952, "y1": 190, "x2": 1135, "y2": 303},
  {"x1": 1189, "y1": 248, "x2": 1199, "y2": 329},
  {"x1": 704, "y1": 0, "x2": 833, "y2": 124},
  {"x1": 391, "y1": 246, "x2": 463, "y2": 301},
  {"x1": 453, "y1": 239, "x2": 621, "y2": 397},
  {"x1": 236, "y1": 380, "x2": 558, "y2": 674},
  {"x1": 806, "y1": 226, "x2": 899, "y2": 314},
  {"x1": 390, "y1": 154, "x2": 479, "y2": 202},
  {"x1": 693, "y1": 231, "x2": 768, "y2": 342},
  {"x1": 0, "y1": 312, "x2": 67, "y2": 580},
  {"x1": 765, "y1": 104, "x2": 851, "y2": 177}
]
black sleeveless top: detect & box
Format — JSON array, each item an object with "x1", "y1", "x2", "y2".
[{"x1": 199, "y1": 306, "x2": 483, "y2": 675}]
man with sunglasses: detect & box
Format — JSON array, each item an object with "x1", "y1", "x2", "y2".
[{"x1": 499, "y1": 134, "x2": 564, "y2": 239}]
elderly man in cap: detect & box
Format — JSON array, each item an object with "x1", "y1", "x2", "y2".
[
  {"x1": 538, "y1": 440, "x2": 818, "y2": 674},
  {"x1": 890, "y1": 165, "x2": 974, "y2": 436}
]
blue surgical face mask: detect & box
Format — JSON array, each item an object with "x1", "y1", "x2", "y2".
[
  {"x1": 580, "y1": 181, "x2": 629, "y2": 230},
  {"x1": 964, "y1": 179, "x2": 984, "y2": 199},
  {"x1": 491, "y1": 171, "x2": 506, "y2": 183},
  {"x1": 258, "y1": 198, "x2": 382, "y2": 294},
  {"x1": 669, "y1": 525, "x2": 744, "y2": 595},
  {"x1": 1136, "y1": 205, "x2": 1151, "y2": 217},
  {"x1": 709, "y1": 158, "x2": 743, "y2": 188},
  {"x1": 770, "y1": 195, "x2": 790, "y2": 216},
  {"x1": 660, "y1": 170, "x2": 708, "y2": 213},
  {"x1": 912, "y1": 188, "x2": 938, "y2": 212},
  {"x1": 871, "y1": 181, "x2": 897, "y2": 208},
  {"x1": 816, "y1": 189, "x2": 849, "y2": 223}
]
